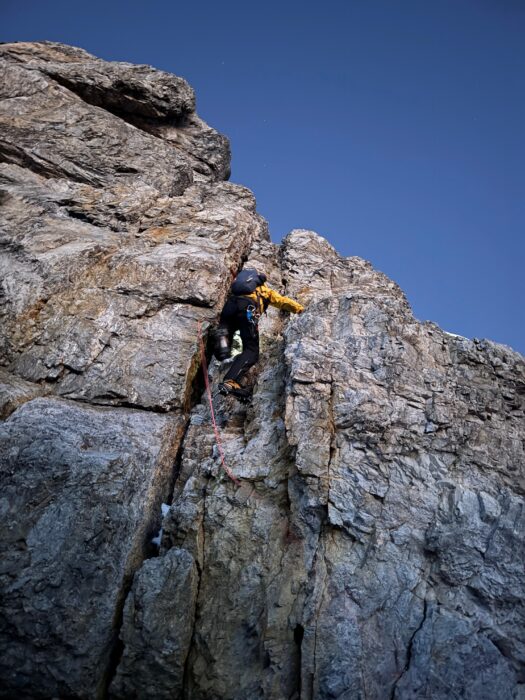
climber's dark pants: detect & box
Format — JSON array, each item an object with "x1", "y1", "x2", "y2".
[{"x1": 223, "y1": 322, "x2": 260, "y2": 385}]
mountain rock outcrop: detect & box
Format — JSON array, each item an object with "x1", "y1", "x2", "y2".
[{"x1": 1, "y1": 42, "x2": 524, "y2": 700}]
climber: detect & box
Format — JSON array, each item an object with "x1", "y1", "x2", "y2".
[{"x1": 214, "y1": 268, "x2": 304, "y2": 401}]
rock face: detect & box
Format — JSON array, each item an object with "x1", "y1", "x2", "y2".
[
  {"x1": 0, "y1": 398, "x2": 184, "y2": 698},
  {"x1": 0, "y1": 42, "x2": 524, "y2": 700}
]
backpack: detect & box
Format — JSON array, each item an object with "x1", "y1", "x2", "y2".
[
  {"x1": 231, "y1": 268, "x2": 266, "y2": 295},
  {"x1": 221, "y1": 291, "x2": 267, "y2": 329}
]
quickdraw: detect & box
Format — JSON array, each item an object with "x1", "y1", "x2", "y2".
[{"x1": 246, "y1": 304, "x2": 260, "y2": 326}]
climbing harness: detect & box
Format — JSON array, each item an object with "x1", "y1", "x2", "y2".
[{"x1": 197, "y1": 322, "x2": 241, "y2": 487}]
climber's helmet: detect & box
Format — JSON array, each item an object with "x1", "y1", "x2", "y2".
[{"x1": 231, "y1": 268, "x2": 267, "y2": 295}]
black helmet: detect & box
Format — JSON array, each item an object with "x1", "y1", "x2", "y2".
[{"x1": 231, "y1": 268, "x2": 266, "y2": 295}]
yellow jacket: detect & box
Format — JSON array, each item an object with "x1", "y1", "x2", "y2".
[{"x1": 243, "y1": 284, "x2": 304, "y2": 315}]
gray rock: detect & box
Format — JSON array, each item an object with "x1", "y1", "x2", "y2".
[
  {"x1": 109, "y1": 548, "x2": 199, "y2": 699},
  {"x1": 0, "y1": 59, "x2": 191, "y2": 195},
  {"x1": 0, "y1": 40, "x2": 267, "y2": 698},
  {"x1": 0, "y1": 41, "x2": 230, "y2": 182},
  {"x1": 0, "y1": 397, "x2": 183, "y2": 699},
  {"x1": 0, "y1": 42, "x2": 267, "y2": 410},
  {"x1": 126, "y1": 230, "x2": 523, "y2": 699},
  {"x1": 0, "y1": 174, "x2": 264, "y2": 409},
  {"x1": 1, "y1": 41, "x2": 196, "y2": 120}
]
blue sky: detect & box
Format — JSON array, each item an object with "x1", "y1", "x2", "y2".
[{"x1": 3, "y1": 0, "x2": 524, "y2": 353}]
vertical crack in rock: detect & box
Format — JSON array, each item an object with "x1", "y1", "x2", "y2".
[
  {"x1": 309, "y1": 537, "x2": 329, "y2": 700},
  {"x1": 0, "y1": 396, "x2": 187, "y2": 699},
  {"x1": 293, "y1": 624, "x2": 305, "y2": 698},
  {"x1": 106, "y1": 328, "x2": 219, "y2": 697},
  {"x1": 180, "y1": 443, "x2": 209, "y2": 700},
  {"x1": 100, "y1": 404, "x2": 192, "y2": 699},
  {"x1": 390, "y1": 598, "x2": 429, "y2": 699}
]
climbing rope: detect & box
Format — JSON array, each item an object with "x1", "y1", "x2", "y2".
[{"x1": 197, "y1": 322, "x2": 241, "y2": 487}]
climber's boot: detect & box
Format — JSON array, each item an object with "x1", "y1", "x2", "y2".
[
  {"x1": 218, "y1": 379, "x2": 240, "y2": 395},
  {"x1": 218, "y1": 380, "x2": 252, "y2": 403}
]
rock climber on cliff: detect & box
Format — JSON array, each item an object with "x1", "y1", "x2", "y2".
[{"x1": 214, "y1": 268, "x2": 304, "y2": 401}]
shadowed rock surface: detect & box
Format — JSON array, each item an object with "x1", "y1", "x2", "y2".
[
  {"x1": 0, "y1": 42, "x2": 524, "y2": 700},
  {"x1": 0, "y1": 397, "x2": 184, "y2": 698}
]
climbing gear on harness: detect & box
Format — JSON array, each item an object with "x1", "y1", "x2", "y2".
[
  {"x1": 246, "y1": 304, "x2": 260, "y2": 326},
  {"x1": 231, "y1": 268, "x2": 267, "y2": 295},
  {"x1": 197, "y1": 322, "x2": 241, "y2": 486}
]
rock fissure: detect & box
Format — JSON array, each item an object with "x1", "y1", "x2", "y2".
[
  {"x1": 309, "y1": 536, "x2": 330, "y2": 700},
  {"x1": 390, "y1": 598, "x2": 429, "y2": 699},
  {"x1": 181, "y1": 476, "x2": 208, "y2": 699}
]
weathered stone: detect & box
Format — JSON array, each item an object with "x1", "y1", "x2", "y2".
[
  {"x1": 109, "y1": 548, "x2": 199, "y2": 700},
  {"x1": 279, "y1": 230, "x2": 525, "y2": 699},
  {"x1": 0, "y1": 41, "x2": 230, "y2": 182},
  {"x1": 0, "y1": 368, "x2": 47, "y2": 419},
  {"x1": 121, "y1": 231, "x2": 524, "y2": 699},
  {"x1": 1, "y1": 42, "x2": 524, "y2": 700},
  {"x1": 0, "y1": 397, "x2": 184, "y2": 699},
  {"x1": 0, "y1": 40, "x2": 268, "y2": 698},
  {"x1": 0, "y1": 60, "x2": 191, "y2": 195},
  {"x1": 0, "y1": 41, "x2": 196, "y2": 119},
  {"x1": 0, "y1": 43, "x2": 267, "y2": 411},
  {"x1": 0, "y1": 174, "x2": 264, "y2": 409}
]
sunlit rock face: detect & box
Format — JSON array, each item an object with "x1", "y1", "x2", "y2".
[{"x1": 1, "y1": 42, "x2": 524, "y2": 700}]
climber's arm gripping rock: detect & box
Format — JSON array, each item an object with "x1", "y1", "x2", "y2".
[{"x1": 259, "y1": 284, "x2": 304, "y2": 313}]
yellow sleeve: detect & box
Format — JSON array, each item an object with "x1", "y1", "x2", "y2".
[{"x1": 259, "y1": 284, "x2": 304, "y2": 313}]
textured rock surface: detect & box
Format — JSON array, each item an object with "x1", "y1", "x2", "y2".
[
  {"x1": 0, "y1": 367, "x2": 47, "y2": 419},
  {"x1": 0, "y1": 42, "x2": 267, "y2": 412},
  {"x1": 0, "y1": 41, "x2": 230, "y2": 183},
  {"x1": 0, "y1": 397, "x2": 183, "y2": 698},
  {"x1": 1, "y1": 42, "x2": 524, "y2": 700},
  {"x1": 124, "y1": 230, "x2": 522, "y2": 700},
  {"x1": 110, "y1": 547, "x2": 199, "y2": 699},
  {"x1": 0, "y1": 41, "x2": 266, "y2": 699},
  {"x1": 0, "y1": 162, "x2": 262, "y2": 410}
]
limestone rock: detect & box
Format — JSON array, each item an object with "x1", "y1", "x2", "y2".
[
  {"x1": 120, "y1": 232, "x2": 524, "y2": 699},
  {"x1": 0, "y1": 368, "x2": 47, "y2": 419},
  {"x1": 1, "y1": 165, "x2": 263, "y2": 410},
  {"x1": 0, "y1": 60, "x2": 190, "y2": 196},
  {"x1": 0, "y1": 40, "x2": 266, "y2": 699},
  {"x1": 0, "y1": 41, "x2": 230, "y2": 182}
]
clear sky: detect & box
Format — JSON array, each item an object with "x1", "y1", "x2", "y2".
[{"x1": 3, "y1": 0, "x2": 524, "y2": 353}]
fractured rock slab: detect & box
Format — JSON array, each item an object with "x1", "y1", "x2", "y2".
[
  {"x1": 109, "y1": 547, "x2": 199, "y2": 700},
  {"x1": 0, "y1": 397, "x2": 183, "y2": 699}
]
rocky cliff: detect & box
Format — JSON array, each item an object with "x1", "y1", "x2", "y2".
[{"x1": 0, "y1": 42, "x2": 524, "y2": 700}]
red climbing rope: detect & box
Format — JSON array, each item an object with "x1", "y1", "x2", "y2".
[{"x1": 197, "y1": 322, "x2": 241, "y2": 487}]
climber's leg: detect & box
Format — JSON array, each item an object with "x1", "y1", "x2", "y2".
[{"x1": 222, "y1": 323, "x2": 259, "y2": 385}]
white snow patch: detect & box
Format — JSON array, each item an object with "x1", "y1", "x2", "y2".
[
  {"x1": 444, "y1": 331, "x2": 468, "y2": 340},
  {"x1": 151, "y1": 528, "x2": 163, "y2": 547}
]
